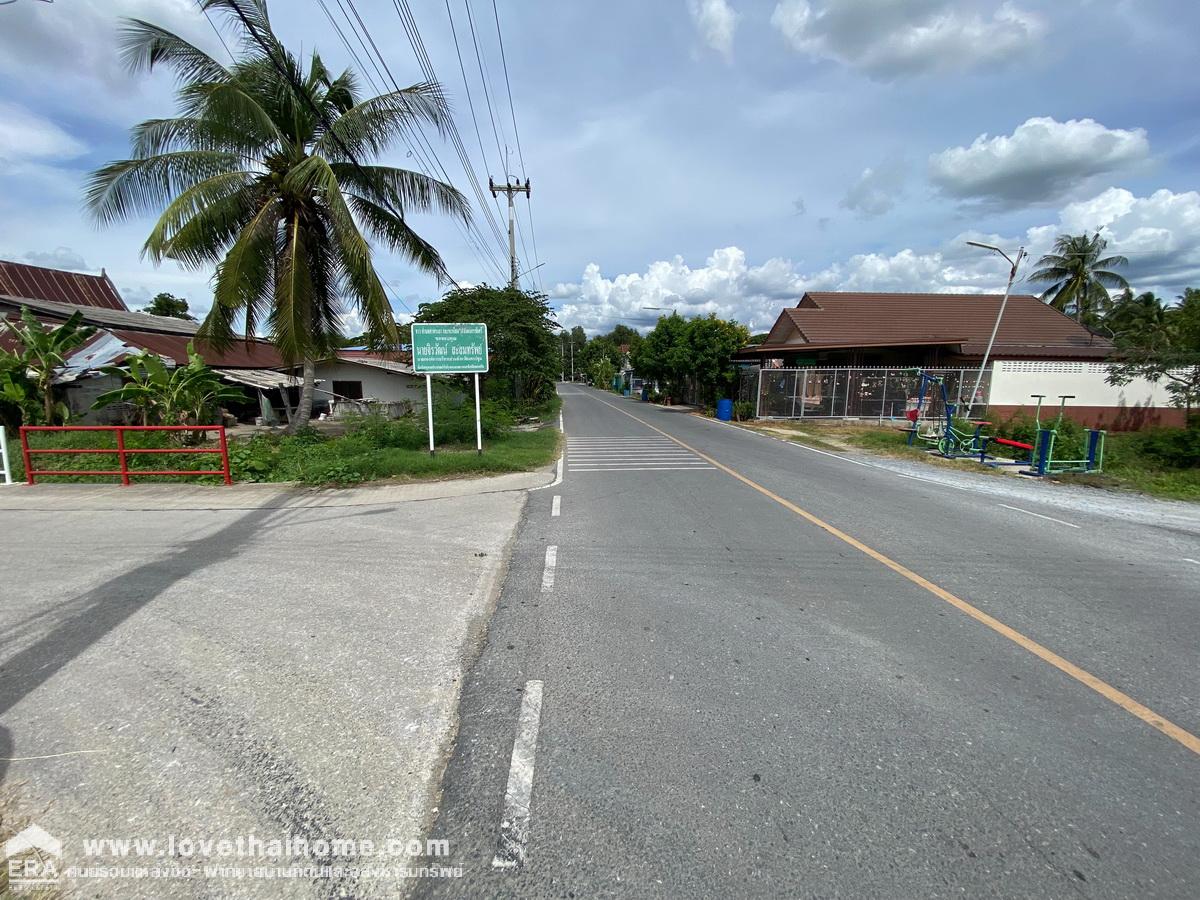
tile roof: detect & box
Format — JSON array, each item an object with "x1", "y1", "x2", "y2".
[
  {"x1": 0, "y1": 260, "x2": 128, "y2": 310},
  {"x1": 762, "y1": 292, "x2": 1112, "y2": 359}
]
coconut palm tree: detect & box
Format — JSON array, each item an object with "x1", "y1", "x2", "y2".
[
  {"x1": 85, "y1": 0, "x2": 468, "y2": 429},
  {"x1": 1105, "y1": 289, "x2": 1171, "y2": 347},
  {"x1": 1028, "y1": 232, "x2": 1130, "y2": 326}
]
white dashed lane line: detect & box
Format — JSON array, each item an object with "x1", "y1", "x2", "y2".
[
  {"x1": 551, "y1": 495, "x2": 561, "y2": 517},
  {"x1": 540, "y1": 545, "x2": 557, "y2": 592},
  {"x1": 491, "y1": 680, "x2": 545, "y2": 870}
]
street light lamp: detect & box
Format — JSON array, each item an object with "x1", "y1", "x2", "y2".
[{"x1": 964, "y1": 241, "x2": 1026, "y2": 418}]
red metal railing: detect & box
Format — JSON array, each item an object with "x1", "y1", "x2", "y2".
[{"x1": 20, "y1": 425, "x2": 232, "y2": 486}]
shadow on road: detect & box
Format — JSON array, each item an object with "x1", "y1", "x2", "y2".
[{"x1": 0, "y1": 501, "x2": 300, "y2": 786}]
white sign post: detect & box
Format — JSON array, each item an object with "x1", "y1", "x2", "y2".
[
  {"x1": 411, "y1": 323, "x2": 490, "y2": 457},
  {"x1": 425, "y1": 375, "x2": 435, "y2": 456},
  {"x1": 0, "y1": 427, "x2": 12, "y2": 485},
  {"x1": 474, "y1": 373, "x2": 483, "y2": 455}
]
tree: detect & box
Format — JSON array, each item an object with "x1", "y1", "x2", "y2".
[
  {"x1": 0, "y1": 307, "x2": 96, "y2": 425},
  {"x1": 683, "y1": 314, "x2": 751, "y2": 405},
  {"x1": 1028, "y1": 232, "x2": 1129, "y2": 326},
  {"x1": 1105, "y1": 290, "x2": 1170, "y2": 346},
  {"x1": 93, "y1": 342, "x2": 245, "y2": 429},
  {"x1": 143, "y1": 292, "x2": 194, "y2": 320},
  {"x1": 630, "y1": 314, "x2": 690, "y2": 398},
  {"x1": 414, "y1": 284, "x2": 559, "y2": 404},
  {"x1": 591, "y1": 357, "x2": 616, "y2": 391},
  {"x1": 85, "y1": 0, "x2": 468, "y2": 431},
  {"x1": 1107, "y1": 288, "x2": 1200, "y2": 422}
]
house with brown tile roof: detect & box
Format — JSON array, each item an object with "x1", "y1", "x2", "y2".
[{"x1": 739, "y1": 292, "x2": 1112, "y2": 367}]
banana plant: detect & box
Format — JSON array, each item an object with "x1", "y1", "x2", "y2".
[
  {"x1": 0, "y1": 307, "x2": 96, "y2": 424},
  {"x1": 92, "y1": 342, "x2": 245, "y2": 429}
]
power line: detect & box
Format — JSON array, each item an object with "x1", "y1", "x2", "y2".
[
  {"x1": 388, "y1": 0, "x2": 531, "y2": 286},
  {"x1": 489, "y1": 0, "x2": 544, "y2": 293},
  {"x1": 459, "y1": 0, "x2": 538, "y2": 290},
  {"x1": 384, "y1": 0, "x2": 512, "y2": 261},
  {"x1": 220, "y1": 0, "x2": 468, "y2": 292},
  {"x1": 329, "y1": 0, "x2": 509, "y2": 282},
  {"x1": 316, "y1": 2, "x2": 503, "y2": 284},
  {"x1": 444, "y1": 0, "x2": 512, "y2": 270}
]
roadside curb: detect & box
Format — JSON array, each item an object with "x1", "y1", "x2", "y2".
[{"x1": 0, "y1": 467, "x2": 559, "y2": 512}]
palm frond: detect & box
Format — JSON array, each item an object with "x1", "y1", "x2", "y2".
[
  {"x1": 201, "y1": 198, "x2": 281, "y2": 350},
  {"x1": 330, "y1": 163, "x2": 469, "y2": 221},
  {"x1": 347, "y1": 193, "x2": 451, "y2": 284},
  {"x1": 120, "y1": 18, "x2": 229, "y2": 83},
  {"x1": 145, "y1": 173, "x2": 259, "y2": 267},
  {"x1": 314, "y1": 83, "x2": 452, "y2": 159},
  {"x1": 85, "y1": 151, "x2": 246, "y2": 226}
]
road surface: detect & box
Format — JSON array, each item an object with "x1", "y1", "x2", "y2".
[{"x1": 420, "y1": 384, "x2": 1200, "y2": 899}]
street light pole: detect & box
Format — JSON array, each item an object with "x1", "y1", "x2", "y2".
[{"x1": 965, "y1": 241, "x2": 1026, "y2": 419}]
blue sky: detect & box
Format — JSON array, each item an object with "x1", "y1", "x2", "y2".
[{"x1": 1, "y1": 0, "x2": 1199, "y2": 335}]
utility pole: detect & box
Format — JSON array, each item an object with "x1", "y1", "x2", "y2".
[
  {"x1": 964, "y1": 241, "x2": 1026, "y2": 418},
  {"x1": 489, "y1": 177, "x2": 531, "y2": 288},
  {"x1": 570, "y1": 338, "x2": 575, "y2": 381}
]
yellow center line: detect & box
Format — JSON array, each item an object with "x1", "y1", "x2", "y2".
[{"x1": 589, "y1": 393, "x2": 1200, "y2": 757}]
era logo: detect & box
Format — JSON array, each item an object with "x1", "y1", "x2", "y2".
[{"x1": 4, "y1": 825, "x2": 62, "y2": 888}]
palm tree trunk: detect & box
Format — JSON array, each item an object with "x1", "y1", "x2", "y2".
[{"x1": 289, "y1": 358, "x2": 316, "y2": 432}]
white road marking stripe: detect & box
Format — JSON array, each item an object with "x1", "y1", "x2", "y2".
[
  {"x1": 568, "y1": 454, "x2": 697, "y2": 459},
  {"x1": 491, "y1": 680, "x2": 545, "y2": 870},
  {"x1": 570, "y1": 466, "x2": 716, "y2": 472},
  {"x1": 997, "y1": 504, "x2": 1080, "y2": 528},
  {"x1": 551, "y1": 495, "x2": 561, "y2": 517},
  {"x1": 541, "y1": 545, "x2": 557, "y2": 592},
  {"x1": 1184, "y1": 558, "x2": 1200, "y2": 566}
]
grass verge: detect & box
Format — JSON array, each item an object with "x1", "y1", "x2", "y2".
[
  {"x1": 5, "y1": 399, "x2": 562, "y2": 487},
  {"x1": 738, "y1": 419, "x2": 1200, "y2": 500}
]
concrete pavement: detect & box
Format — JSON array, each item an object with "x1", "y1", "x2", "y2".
[
  {"x1": 0, "y1": 471, "x2": 552, "y2": 898},
  {"x1": 419, "y1": 385, "x2": 1200, "y2": 898}
]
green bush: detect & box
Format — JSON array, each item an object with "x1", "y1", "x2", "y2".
[
  {"x1": 431, "y1": 398, "x2": 514, "y2": 443},
  {"x1": 733, "y1": 400, "x2": 756, "y2": 421},
  {"x1": 1129, "y1": 425, "x2": 1200, "y2": 468}
]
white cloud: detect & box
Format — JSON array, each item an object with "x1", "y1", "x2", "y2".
[
  {"x1": 0, "y1": 102, "x2": 85, "y2": 163},
  {"x1": 930, "y1": 117, "x2": 1150, "y2": 207},
  {"x1": 770, "y1": 0, "x2": 1044, "y2": 79},
  {"x1": 21, "y1": 247, "x2": 91, "y2": 271},
  {"x1": 687, "y1": 0, "x2": 739, "y2": 60},
  {"x1": 840, "y1": 160, "x2": 907, "y2": 217},
  {"x1": 554, "y1": 187, "x2": 1200, "y2": 334}
]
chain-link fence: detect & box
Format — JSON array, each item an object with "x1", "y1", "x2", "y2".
[{"x1": 741, "y1": 367, "x2": 991, "y2": 420}]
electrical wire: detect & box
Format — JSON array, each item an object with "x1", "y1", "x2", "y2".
[
  {"x1": 490, "y1": 0, "x2": 544, "y2": 293},
  {"x1": 323, "y1": 0, "x2": 508, "y2": 282}
]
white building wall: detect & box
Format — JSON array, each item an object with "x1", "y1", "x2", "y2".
[
  {"x1": 989, "y1": 360, "x2": 1174, "y2": 408},
  {"x1": 312, "y1": 361, "x2": 426, "y2": 410}
]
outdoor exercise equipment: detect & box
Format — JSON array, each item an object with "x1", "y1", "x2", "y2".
[
  {"x1": 1019, "y1": 394, "x2": 1106, "y2": 477},
  {"x1": 902, "y1": 370, "x2": 987, "y2": 458}
]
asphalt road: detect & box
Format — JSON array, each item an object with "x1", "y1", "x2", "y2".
[{"x1": 419, "y1": 384, "x2": 1200, "y2": 899}]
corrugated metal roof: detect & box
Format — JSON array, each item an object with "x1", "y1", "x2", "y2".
[
  {"x1": 213, "y1": 368, "x2": 302, "y2": 389},
  {"x1": 0, "y1": 260, "x2": 128, "y2": 310},
  {"x1": 333, "y1": 353, "x2": 416, "y2": 376},
  {"x1": 0, "y1": 294, "x2": 199, "y2": 335},
  {"x1": 763, "y1": 292, "x2": 1112, "y2": 359},
  {"x1": 109, "y1": 330, "x2": 286, "y2": 368}
]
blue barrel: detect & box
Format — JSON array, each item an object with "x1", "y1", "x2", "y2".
[{"x1": 716, "y1": 398, "x2": 733, "y2": 421}]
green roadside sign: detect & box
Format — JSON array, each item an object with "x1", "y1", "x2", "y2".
[{"x1": 410, "y1": 323, "x2": 489, "y2": 374}]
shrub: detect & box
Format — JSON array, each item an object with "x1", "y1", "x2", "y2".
[
  {"x1": 1130, "y1": 425, "x2": 1200, "y2": 468},
  {"x1": 733, "y1": 400, "x2": 756, "y2": 421}
]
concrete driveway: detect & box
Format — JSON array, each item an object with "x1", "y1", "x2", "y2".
[{"x1": 0, "y1": 473, "x2": 550, "y2": 898}]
